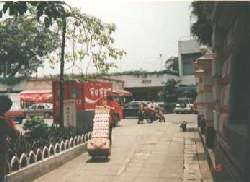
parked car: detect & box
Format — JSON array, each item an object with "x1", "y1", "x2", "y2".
[
  {"x1": 174, "y1": 103, "x2": 193, "y2": 114},
  {"x1": 26, "y1": 103, "x2": 53, "y2": 118},
  {"x1": 174, "y1": 97, "x2": 194, "y2": 114},
  {"x1": 123, "y1": 101, "x2": 149, "y2": 118}
]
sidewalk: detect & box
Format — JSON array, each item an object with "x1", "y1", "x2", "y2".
[{"x1": 183, "y1": 123, "x2": 214, "y2": 182}]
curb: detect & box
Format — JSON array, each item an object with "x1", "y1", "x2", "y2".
[
  {"x1": 198, "y1": 131, "x2": 216, "y2": 177},
  {"x1": 195, "y1": 132, "x2": 214, "y2": 182},
  {"x1": 7, "y1": 143, "x2": 87, "y2": 182}
]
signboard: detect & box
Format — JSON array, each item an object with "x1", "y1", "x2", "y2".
[
  {"x1": 83, "y1": 81, "x2": 112, "y2": 110},
  {"x1": 63, "y1": 99, "x2": 76, "y2": 127}
]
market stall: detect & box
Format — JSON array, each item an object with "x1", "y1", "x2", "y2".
[{"x1": 20, "y1": 90, "x2": 52, "y2": 108}]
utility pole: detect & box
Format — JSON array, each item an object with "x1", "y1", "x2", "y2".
[
  {"x1": 159, "y1": 53, "x2": 163, "y2": 71},
  {"x1": 59, "y1": 14, "x2": 66, "y2": 128}
]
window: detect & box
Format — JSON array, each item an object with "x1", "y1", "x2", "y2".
[
  {"x1": 182, "y1": 53, "x2": 201, "y2": 75},
  {"x1": 71, "y1": 88, "x2": 78, "y2": 98},
  {"x1": 142, "y1": 80, "x2": 152, "y2": 84},
  {"x1": 37, "y1": 105, "x2": 44, "y2": 109}
]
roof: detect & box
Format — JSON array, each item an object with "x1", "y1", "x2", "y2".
[{"x1": 20, "y1": 90, "x2": 52, "y2": 94}]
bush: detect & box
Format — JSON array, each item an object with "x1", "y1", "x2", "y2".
[{"x1": 23, "y1": 117, "x2": 49, "y2": 139}]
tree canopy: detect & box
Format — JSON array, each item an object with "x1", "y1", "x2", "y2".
[
  {"x1": 0, "y1": 15, "x2": 58, "y2": 78},
  {"x1": 191, "y1": 1, "x2": 214, "y2": 46},
  {"x1": 49, "y1": 8, "x2": 126, "y2": 75},
  {"x1": 0, "y1": 1, "x2": 66, "y2": 27},
  {"x1": 0, "y1": 3, "x2": 126, "y2": 78},
  {"x1": 164, "y1": 56, "x2": 179, "y2": 74}
]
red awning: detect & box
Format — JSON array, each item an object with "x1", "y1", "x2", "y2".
[
  {"x1": 111, "y1": 89, "x2": 132, "y2": 97},
  {"x1": 20, "y1": 90, "x2": 52, "y2": 103}
]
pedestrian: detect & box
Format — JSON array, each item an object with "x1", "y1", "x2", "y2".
[
  {"x1": 200, "y1": 115, "x2": 206, "y2": 134},
  {"x1": 197, "y1": 114, "x2": 202, "y2": 128},
  {"x1": 0, "y1": 96, "x2": 19, "y2": 182},
  {"x1": 106, "y1": 96, "x2": 119, "y2": 144},
  {"x1": 137, "y1": 103, "x2": 144, "y2": 124},
  {"x1": 180, "y1": 121, "x2": 187, "y2": 132}
]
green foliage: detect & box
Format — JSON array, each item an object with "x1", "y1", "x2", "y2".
[
  {"x1": 0, "y1": 3, "x2": 126, "y2": 77},
  {"x1": 165, "y1": 57, "x2": 179, "y2": 74},
  {"x1": 191, "y1": 1, "x2": 214, "y2": 46},
  {"x1": 164, "y1": 79, "x2": 178, "y2": 95},
  {"x1": 0, "y1": 1, "x2": 66, "y2": 27},
  {"x1": 0, "y1": 14, "x2": 58, "y2": 77},
  {"x1": 23, "y1": 117, "x2": 49, "y2": 139},
  {"x1": 49, "y1": 8, "x2": 126, "y2": 75},
  {"x1": 163, "y1": 79, "x2": 179, "y2": 102},
  {"x1": 0, "y1": 76, "x2": 27, "y2": 85}
]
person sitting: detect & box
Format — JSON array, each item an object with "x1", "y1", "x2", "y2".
[
  {"x1": 0, "y1": 96, "x2": 19, "y2": 182},
  {"x1": 180, "y1": 121, "x2": 187, "y2": 132}
]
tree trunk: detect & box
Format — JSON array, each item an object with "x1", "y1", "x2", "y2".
[{"x1": 59, "y1": 15, "x2": 66, "y2": 128}]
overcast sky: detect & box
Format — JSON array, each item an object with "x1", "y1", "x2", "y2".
[{"x1": 40, "y1": 0, "x2": 192, "y2": 76}]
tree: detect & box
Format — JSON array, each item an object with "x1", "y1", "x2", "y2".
[
  {"x1": 0, "y1": 15, "x2": 58, "y2": 78},
  {"x1": 165, "y1": 57, "x2": 179, "y2": 74},
  {"x1": 48, "y1": 8, "x2": 126, "y2": 76},
  {"x1": 164, "y1": 79, "x2": 177, "y2": 96},
  {"x1": 191, "y1": 1, "x2": 214, "y2": 46},
  {"x1": 163, "y1": 79, "x2": 179, "y2": 102},
  {"x1": 0, "y1": 2, "x2": 126, "y2": 127},
  {"x1": 0, "y1": 1, "x2": 66, "y2": 27}
]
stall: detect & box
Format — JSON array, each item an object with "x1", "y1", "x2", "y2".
[{"x1": 20, "y1": 90, "x2": 52, "y2": 108}]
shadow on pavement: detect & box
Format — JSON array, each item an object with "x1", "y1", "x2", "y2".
[
  {"x1": 192, "y1": 152, "x2": 207, "y2": 161},
  {"x1": 185, "y1": 127, "x2": 199, "y2": 132},
  {"x1": 86, "y1": 157, "x2": 110, "y2": 163}
]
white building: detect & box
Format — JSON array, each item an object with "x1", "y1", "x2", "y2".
[
  {"x1": 178, "y1": 39, "x2": 201, "y2": 85},
  {"x1": 104, "y1": 71, "x2": 179, "y2": 101}
]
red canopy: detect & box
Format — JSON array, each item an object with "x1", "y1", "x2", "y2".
[
  {"x1": 20, "y1": 90, "x2": 52, "y2": 103},
  {"x1": 111, "y1": 89, "x2": 132, "y2": 97}
]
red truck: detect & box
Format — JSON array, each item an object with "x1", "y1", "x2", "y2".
[{"x1": 52, "y1": 80, "x2": 123, "y2": 128}]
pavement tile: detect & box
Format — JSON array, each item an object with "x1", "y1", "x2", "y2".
[
  {"x1": 134, "y1": 176, "x2": 159, "y2": 182},
  {"x1": 32, "y1": 117, "x2": 213, "y2": 182},
  {"x1": 114, "y1": 176, "x2": 136, "y2": 182},
  {"x1": 158, "y1": 177, "x2": 182, "y2": 182}
]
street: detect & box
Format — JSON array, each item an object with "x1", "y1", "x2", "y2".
[{"x1": 34, "y1": 114, "x2": 212, "y2": 182}]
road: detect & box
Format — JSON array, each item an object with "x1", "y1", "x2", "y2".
[{"x1": 34, "y1": 114, "x2": 211, "y2": 182}]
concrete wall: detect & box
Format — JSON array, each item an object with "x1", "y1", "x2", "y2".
[
  {"x1": 0, "y1": 79, "x2": 52, "y2": 92},
  {"x1": 26, "y1": 80, "x2": 52, "y2": 90},
  {"x1": 179, "y1": 75, "x2": 196, "y2": 85},
  {"x1": 107, "y1": 73, "x2": 178, "y2": 89},
  {"x1": 0, "y1": 80, "x2": 26, "y2": 92},
  {"x1": 178, "y1": 39, "x2": 201, "y2": 85}
]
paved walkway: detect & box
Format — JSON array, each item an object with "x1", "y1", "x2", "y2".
[{"x1": 34, "y1": 114, "x2": 213, "y2": 182}]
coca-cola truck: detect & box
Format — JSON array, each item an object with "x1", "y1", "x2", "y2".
[{"x1": 52, "y1": 80, "x2": 113, "y2": 130}]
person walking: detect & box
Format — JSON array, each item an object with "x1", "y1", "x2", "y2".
[
  {"x1": 137, "y1": 103, "x2": 144, "y2": 124},
  {"x1": 0, "y1": 96, "x2": 19, "y2": 182},
  {"x1": 200, "y1": 115, "x2": 206, "y2": 134}
]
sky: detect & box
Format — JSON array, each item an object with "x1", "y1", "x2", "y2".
[{"x1": 40, "y1": 0, "x2": 192, "y2": 76}]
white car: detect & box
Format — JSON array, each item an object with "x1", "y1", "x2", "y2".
[
  {"x1": 174, "y1": 103, "x2": 193, "y2": 114},
  {"x1": 27, "y1": 103, "x2": 53, "y2": 118},
  {"x1": 28, "y1": 103, "x2": 53, "y2": 110}
]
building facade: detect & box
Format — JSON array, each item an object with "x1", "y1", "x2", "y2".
[
  {"x1": 178, "y1": 39, "x2": 202, "y2": 85},
  {"x1": 105, "y1": 71, "x2": 179, "y2": 101},
  {"x1": 194, "y1": 3, "x2": 250, "y2": 181}
]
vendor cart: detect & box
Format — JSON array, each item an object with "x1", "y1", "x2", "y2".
[{"x1": 87, "y1": 106, "x2": 111, "y2": 158}]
